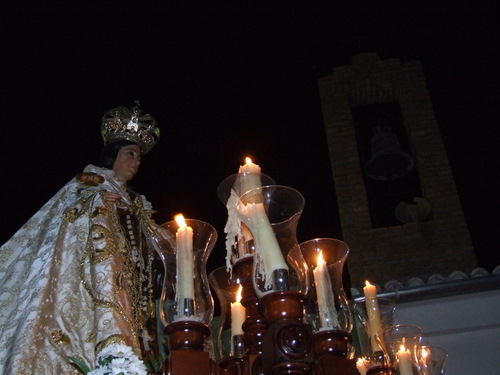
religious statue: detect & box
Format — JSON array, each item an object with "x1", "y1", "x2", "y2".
[{"x1": 0, "y1": 103, "x2": 170, "y2": 374}]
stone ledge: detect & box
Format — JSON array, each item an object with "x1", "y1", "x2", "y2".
[{"x1": 352, "y1": 266, "x2": 500, "y2": 303}]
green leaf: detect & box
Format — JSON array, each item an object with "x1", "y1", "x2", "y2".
[
  {"x1": 67, "y1": 356, "x2": 91, "y2": 374},
  {"x1": 145, "y1": 351, "x2": 166, "y2": 372}
]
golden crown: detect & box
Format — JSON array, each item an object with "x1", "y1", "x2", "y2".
[{"x1": 101, "y1": 102, "x2": 160, "y2": 154}]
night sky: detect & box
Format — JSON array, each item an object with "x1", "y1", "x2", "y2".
[{"x1": 3, "y1": 3, "x2": 499, "y2": 275}]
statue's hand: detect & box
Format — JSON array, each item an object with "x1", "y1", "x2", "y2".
[
  {"x1": 102, "y1": 191, "x2": 124, "y2": 210},
  {"x1": 102, "y1": 192, "x2": 122, "y2": 203}
]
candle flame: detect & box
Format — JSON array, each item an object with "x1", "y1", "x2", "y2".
[
  {"x1": 421, "y1": 347, "x2": 429, "y2": 359},
  {"x1": 175, "y1": 214, "x2": 186, "y2": 228},
  {"x1": 399, "y1": 344, "x2": 407, "y2": 351},
  {"x1": 317, "y1": 251, "x2": 325, "y2": 267},
  {"x1": 245, "y1": 157, "x2": 252, "y2": 164},
  {"x1": 365, "y1": 280, "x2": 372, "y2": 287},
  {"x1": 236, "y1": 284, "x2": 243, "y2": 303}
]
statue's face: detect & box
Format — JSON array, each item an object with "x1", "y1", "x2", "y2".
[{"x1": 113, "y1": 144, "x2": 142, "y2": 182}]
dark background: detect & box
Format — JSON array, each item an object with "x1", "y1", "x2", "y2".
[{"x1": 3, "y1": 3, "x2": 499, "y2": 275}]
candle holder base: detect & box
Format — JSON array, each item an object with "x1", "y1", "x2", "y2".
[
  {"x1": 163, "y1": 349, "x2": 218, "y2": 375},
  {"x1": 234, "y1": 257, "x2": 267, "y2": 356},
  {"x1": 259, "y1": 291, "x2": 305, "y2": 322},
  {"x1": 165, "y1": 320, "x2": 210, "y2": 351},
  {"x1": 242, "y1": 315, "x2": 266, "y2": 354},
  {"x1": 258, "y1": 291, "x2": 313, "y2": 375},
  {"x1": 312, "y1": 329, "x2": 353, "y2": 359}
]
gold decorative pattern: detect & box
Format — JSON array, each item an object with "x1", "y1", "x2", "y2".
[
  {"x1": 90, "y1": 224, "x2": 117, "y2": 265},
  {"x1": 51, "y1": 329, "x2": 71, "y2": 345},
  {"x1": 95, "y1": 334, "x2": 126, "y2": 355},
  {"x1": 101, "y1": 104, "x2": 160, "y2": 154},
  {"x1": 92, "y1": 206, "x2": 109, "y2": 218},
  {"x1": 64, "y1": 195, "x2": 93, "y2": 223},
  {"x1": 78, "y1": 195, "x2": 150, "y2": 357},
  {"x1": 76, "y1": 172, "x2": 105, "y2": 187}
]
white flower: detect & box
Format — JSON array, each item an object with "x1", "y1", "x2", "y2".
[
  {"x1": 88, "y1": 368, "x2": 107, "y2": 375},
  {"x1": 92, "y1": 343, "x2": 147, "y2": 375},
  {"x1": 128, "y1": 360, "x2": 148, "y2": 374},
  {"x1": 110, "y1": 357, "x2": 127, "y2": 366},
  {"x1": 98, "y1": 343, "x2": 135, "y2": 359},
  {"x1": 111, "y1": 367, "x2": 127, "y2": 375}
]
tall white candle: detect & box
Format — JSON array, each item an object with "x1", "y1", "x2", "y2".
[
  {"x1": 239, "y1": 202, "x2": 288, "y2": 274},
  {"x1": 175, "y1": 214, "x2": 194, "y2": 315},
  {"x1": 231, "y1": 284, "x2": 246, "y2": 336},
  {"x1": 397, "y1": 344, "x2": 413, "y2": 375},
  {"x1": 363, "y1": 281, "x2": 384, "y2": 352},
  {"x1": 238, "y1": 157, "x2": 262, "y2": 196},
  {"x1": 313, "y1": 251, "x2": 340, "y2": 330}
]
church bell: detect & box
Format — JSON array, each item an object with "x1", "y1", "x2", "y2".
[{"x1": 365, "y1": 126, "x2": 414, "y2": 181}]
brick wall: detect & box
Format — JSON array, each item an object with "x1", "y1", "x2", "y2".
[{"x1": 317, "y1": 53, "x2": 477, "y2": 288}]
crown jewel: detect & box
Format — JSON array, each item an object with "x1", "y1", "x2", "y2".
[{"x1": 101, "y1": 102, "x2": 160, "y2": 154}]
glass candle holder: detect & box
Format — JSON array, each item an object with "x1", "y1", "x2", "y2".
[
  {"x1": 158, "y1": 218, "x2": 217, "y2": 325},
  {"x1": 300, "y1": 238, "x2": 353, "y2": 334},
  {"x1": 300, "y1": 238, "x2": 354, "y2": 359},
  {"x1": 217, "y1": 172, "x2": 276, "y2": 205},
  {"x1": 235, "y1": 185, "x2": 309, "y2": 299},
  {"x1": 217, "y1": 172, "x2": 275, "y2": 267},
  {"x1": 352, "y1": 297, "x2": 397, "y2": 362},
  {"x1": 418, "y1": 346, "x2": 448, "y2": 375},
  {"x1": 209, "y1": 266, "x2": 248, "y2": 361},
  {"x1": 383, "y1": 324, "x2": 422, "y2": 375}
]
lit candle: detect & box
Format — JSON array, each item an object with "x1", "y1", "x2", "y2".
[
  {"x1": 356, "y1": 357, "x2": 369, "y2": 375},
  {"x1": 397, "y1": 344, "x2": 413, "y2": 375},
  {"x1": 238, "y1": 157, "x2": 262, "y2": 195},
  {"x1": 231, "y1": 284, "x2": 246, "y2": 336},
  {"x1": 225, "y1": 157, "x2": 262, "y2": 268},
  {"x1": 363, "y1": 281, "x2": 384, "y2": 352},
  {"x1": 313, "y1": 251, "x2": 340, "y2": 330},
  {"x1": 175, "y1": 214, "x2": 194, "y2": 317}
]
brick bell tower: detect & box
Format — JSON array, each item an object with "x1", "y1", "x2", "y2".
[{"x1": 317, "y1": 53, "x2": 477, "y2": 289}]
